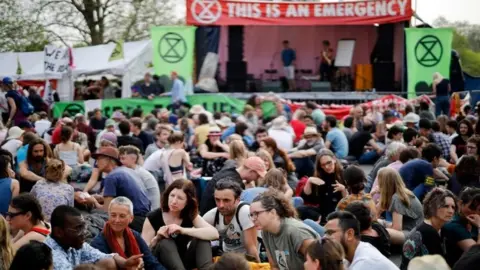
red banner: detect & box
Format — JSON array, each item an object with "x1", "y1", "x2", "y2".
[{"x1": 187, "y1": 0, "x2": 412, "y2": 26}]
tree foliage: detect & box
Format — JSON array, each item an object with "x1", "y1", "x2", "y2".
[
  {"x1": 0, "y1": 0, "x2": 50, "y2": 52},
  {"x1": 434, "y1": 16, "x2": 480, "y2": 76},
  {"x1": 32, "y1": 0, "x2": 182, "y2": 46}
]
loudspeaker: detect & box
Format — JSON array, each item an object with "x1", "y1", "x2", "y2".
[
  {"x1": 228, "y1": 26, "x2": 244, "y2": 62},
  {"x1": 226, "y1": 61, "x2": 247, "y2": 92},
  {"x1": 373, "y1": 62, "x2": 395, "y2": 92}
]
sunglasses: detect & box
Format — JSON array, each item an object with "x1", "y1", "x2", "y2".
[{"x1": 5, "y1": 211, "x2": 26, "y2": 218}]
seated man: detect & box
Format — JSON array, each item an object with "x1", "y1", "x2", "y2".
[
  {"x1": 348, "y1": 121, "x2": 384, "y2": 164},
  {"x1": 91, "y1": 197, "x2": 165, "y2": 269},
  {"x1": 203, "y1": 180, "x2": 259, "y2": 261},
  {"x1": 288, "y1": 126, "x2": 324, "y2": 178},
  {"x1": 323, "y1": 116, "x2": 349, "y2": 159},
  {"x1": 45, "y1": 205, "x2": 143, "y2": 270},
  {"x1": 85, "y1": 146, "x2": 151, "y2": 232}
]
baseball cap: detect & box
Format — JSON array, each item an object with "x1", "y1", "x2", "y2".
[
  {"x1": 2, "y1": 77, "x2": 13, "y2": 85},
  {"x1": 105, "y1": 119, "x2": 115, "y2": 127},
  {"x1": 244, "y1": 157, "x2": 267, "y2": 178}
]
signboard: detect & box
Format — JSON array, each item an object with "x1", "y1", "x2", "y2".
[
  {"x1": 44, "y1": 45, "x2": 69, "y2": 73},
  {"x1": 187, "y1": 0, "x2": 412, "y2": 26}
]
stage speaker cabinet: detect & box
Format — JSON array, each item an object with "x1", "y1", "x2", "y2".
[
  {"x1": 227, "y1": 61, "x2": 248, "y2": 91},
  {"x1": 373, "y1": 62, "x2": 395, "y2": 92}
]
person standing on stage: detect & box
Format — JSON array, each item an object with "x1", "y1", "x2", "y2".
[
  {"x1": 320, "y1": 40, "x2": 334, "y2": 82},
  {"x1": 281, "y1": 40, "x2": 296, "y2": 91}
]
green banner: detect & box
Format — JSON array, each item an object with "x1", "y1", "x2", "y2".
[
  {"x1": 151, "y1": 26, "x2": 196, "y2": 81},
  {"x1": 52, "y1": 94, "x2": 276, "y2": 119},
  {"x1": 406, "y1": 28, "x2": 453, "y2": 99}
]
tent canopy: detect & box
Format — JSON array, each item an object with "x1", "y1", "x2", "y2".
[{"x1": 0, "y1": 40, "x2": 152, "y2": 100}]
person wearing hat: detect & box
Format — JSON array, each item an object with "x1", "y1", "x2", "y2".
[
  {"x1": 95, "y1": 118, "x2": 120, "y2": 149},
  {"x1": 268, "y1": 116, "x2": 295, "y2": 152},
  {"x1": 287, "y1": 126, "x2": 324, "y2": 178},
  {"x1": 198, "y1": 125, "x2": 230, "y2": 177},
  {"x1": 0, "y1": 127, "x2": 24, "y2": 158},
  {"x1": 34, "y1": 111, "x2": 52, "y2": 138},
  {"x1": 323, "y1": 116, "x2": 349, "y2": 159},
  {"x1": 215, "y1": 116, "x2": 233, "y2": 132},
  {"x1": 84, "y1": 146, "x2": 151, "y2": 232},
  {"x1": 2, "y1": 77, "x2": 28, "y2": 127},
  {"x1": 200, "y1": 156, "x2": 267, "y2": 215}
]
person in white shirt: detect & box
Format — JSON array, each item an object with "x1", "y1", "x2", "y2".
[
  {"x1": 1, "y1": 127, "x2": 24, "y2": 158},
  {"x1": 268, "y1": 116, "x2": 295, "y2": 152},
  {"x1": 324, "y1": 211, "x2": 399, "y2": 270},
  {"x1": 34, "y1": 112, "x2": 52, "y2": 137},
  {"x1": 203, "y1": 180, "x2": 259, "y2": 261}
]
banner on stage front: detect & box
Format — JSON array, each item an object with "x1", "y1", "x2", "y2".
[
  {"x1": 151, "y1": 26, "x2": 196, "y2": 81},
  {"x1": 187, "y1": 0, "x2": 412, "y2": 26},
  {"x1": 406, "y1": 28, "x2": 453, "y2": 98}
]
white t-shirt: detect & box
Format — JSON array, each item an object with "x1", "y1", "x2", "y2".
[
  {"x1": 35, "y1": 119, "x2": 52, "y2": 137},
  {"x1": 203, "y1": 203, "x2": 254, "y2": 253},
  {"x1": 0, "y1": 92, "x2": 8, "y2": 113},
  {"x1": 142, "y1": 149, "x2": 164, "y2": 171},
  {"x1": 347, "y1": 242, "x2": 399, "y2": 270},
  {"x1": 268, "y1": 128, "x2": 294, "y2": 151},
  {"x1": 1, "y1": 139, "x2": 23, "y2": 158}
]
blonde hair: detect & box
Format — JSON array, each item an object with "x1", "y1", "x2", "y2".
[
  {"x1": 264, "y1": 168, "x2": 288, "y2": 192},
  {"x1": 256, "y1": 148, "x2": 275, "y2": 171},
  {"x1": 229, "y1": 139, "x2": 247, "y2": 161},
  {"x1": 0, "y1": 215, "x2": 13, "y2": 270},
  {"x1": 378, "y1": 167, "x2": 414, "y2": 210},
  {"x1": 45, "y1": 159, "x2": 65, "y2": 183}
]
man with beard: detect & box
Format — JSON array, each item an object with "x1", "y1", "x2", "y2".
[
  {"x1": 203, "y1": 180, "x2": 259, "y2": 261},
  {"x1": 18, "y1": 139, "x2": 54, "y2": 192},
  {"x1": 288, "y1": 126, "x2": 324, "y2": 178},
  {"x1": 45, "y1": 205, "x2": 143, "y2": 269},
  {"x1": 324, "y1": 211, "x2": 398, "y2": 270}
]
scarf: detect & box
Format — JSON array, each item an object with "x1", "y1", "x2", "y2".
[{"x1": 103, "y1": 222, "x2": 140, "y2": 259}]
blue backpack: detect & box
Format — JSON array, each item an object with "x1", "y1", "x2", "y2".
[{"x1": 19, "y1": 95, "x2": 34, "y2": 115}]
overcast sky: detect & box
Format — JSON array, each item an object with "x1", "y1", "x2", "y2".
[{"x1": 414, "y1": 0, "x2": 480, "y2": 25}]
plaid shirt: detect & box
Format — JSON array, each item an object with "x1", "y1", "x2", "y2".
[{"x1": 433, "y1": 132, "x2": 451, "y2": 160}]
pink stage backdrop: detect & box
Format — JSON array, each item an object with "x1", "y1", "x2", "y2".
[{"x1": 218, "y1": 24, "x2": 404, "y2": 84}]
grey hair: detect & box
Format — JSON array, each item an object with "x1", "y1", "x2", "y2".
[
  {"x1": 109, "y1": 196, "x2": 134, "y2": 215},
  {"x1": 386, "y1": 142, "x2": 406, "y2": 159}
]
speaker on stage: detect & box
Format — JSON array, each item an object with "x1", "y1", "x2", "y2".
[
  {"x1": 226, "y1": 61, "x2": 247, "y2": 92},
  {"x1": 373, "y1": 62, "x2": 395, "y2": 92}
]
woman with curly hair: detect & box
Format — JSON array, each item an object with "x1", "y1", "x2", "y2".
[
  {"x1": 250, "y1": 189, "x2": 318, "y2": 270},
  {"x1": 297, "y1": 149, "x2": 347, "y2": 223},
  {"x1": 401, "y1": 188, "x2": 456, "y2": 269}
]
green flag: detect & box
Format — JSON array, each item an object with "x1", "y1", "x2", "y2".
[
  {"x1": 406, "y1": 28, "x2": 453, "y2": 98},
  {"x1": 151, "y1": 26, "x2": 196, "y2": 81},
  {"x1": 109, "y1": 40, "x2": 124, "y2": 61}
]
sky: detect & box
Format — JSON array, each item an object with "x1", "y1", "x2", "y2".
[{"x1": 413, "y1": 0, "x2": 480, "y2": 25}]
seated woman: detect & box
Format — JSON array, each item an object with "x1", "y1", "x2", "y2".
[
  {"x1": 336, "y1": 165, "x2": 377, "y2": 217},
  {"x1": 223, "y1": 139, "x2": 248, "y2": 169},
  {"x1": 256, "y1": 149, "x2": 275, "y2": 173},
  {"x1": 401, "y1": 188, "x2": 456, "y2": 269},
  {"x1": 250, "y1": 189, "x2": 318, "y2": 270},
  {"x1": 91, "y1": 196, "x2": 165, "y2": 270},
  {"x1": 450, "y1": 120, "x2": 474, "y2": 163},
  {"x1": 160, "y1": 132, "x2": 193, "y2": 186},
  {"x1": 345, "y1": 201, "x2": 391, "y2": 258},
  {"x1": 260, "y1": 137, "x2": 297, "y2": 189},
  {"x1": 141, "y1": 179, "x2": 218, "y2": 270},
  {"x1": 7, "y1": 194, "x2": 50, "y2": 252},
  {"x1": 31, "y1": 159, "x2": 74, "y2": 222},
  {"x1": 0, "y1": 152, "x2": 19, "y2": 216},
  {"x1": 264, "y1": 168, "x2": 293, "y2": 200},
  {"x1": 297, "y1": 149, "x2": 347, "y2": 223},
  {"x1": 198, "y1": 126, "x2": 229, "y2": 177},
  {"x1": 377, "y1": 168, "x2": 424, "y2": 245},
  {"x1": 53, "y1": 126, "x2": 83, "y2": 169},
  {"x1": 9, "y1": 240, "x2": 53, "y2": 270},
  {"x1": 304, "y1": 238, "x2": 345, "y2": 270}
]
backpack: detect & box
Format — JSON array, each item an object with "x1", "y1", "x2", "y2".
[
  {"x1": 19, "y1": 94, "x2": 34, "y2": 115},
  {"x1": 213, "y1": 202, "x2": 268, "y2": 263}
]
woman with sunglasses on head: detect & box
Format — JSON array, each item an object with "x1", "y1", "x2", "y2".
[
  {"x1": 297, "y1": 149, "x2": 347, "y2": 223},
  {"x1": 304, "y1": 238, "x2": 345, "y2": 270},
  {"x1": 250, "y1": 189, "x2": 318, "y2": 270},
  {"x1": 7, "y1": 193, "x2": 50, "y2": 252}
]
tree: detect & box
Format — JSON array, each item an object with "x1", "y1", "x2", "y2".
[
  {"x1": 33, "y1": 0, "x2": 182, "y2": 46},
  {"x1": 0, "y1": 0, "x2": 50, "y2": 52},
  {"x1": 434, "y1": 16, "x2": 480, "y2": 76}
]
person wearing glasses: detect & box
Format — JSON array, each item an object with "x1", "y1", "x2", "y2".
[
  {"x1": 297, "y1": 149, "x2": 347, "y2": 223},
  {"x1": 250, "y1": 189, "x2": 318, "y2": 270},
  {"x1": 7, "y1": 194, "x2": 50, "y2": 252},
  {"x1": 44, "y1": 205, "x2": 143, "y2": 269},
  {"x1": 303, "y1": 238, "x2": 345, "y2": 270}
]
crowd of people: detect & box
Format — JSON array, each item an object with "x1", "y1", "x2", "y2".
[{"x1": 1, "y1": 74, "x2": 480, "y2": 270}]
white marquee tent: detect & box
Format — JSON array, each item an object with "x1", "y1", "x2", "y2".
[{"x1": 0, "y1": 40, "x2": 152, "y2": 101}]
